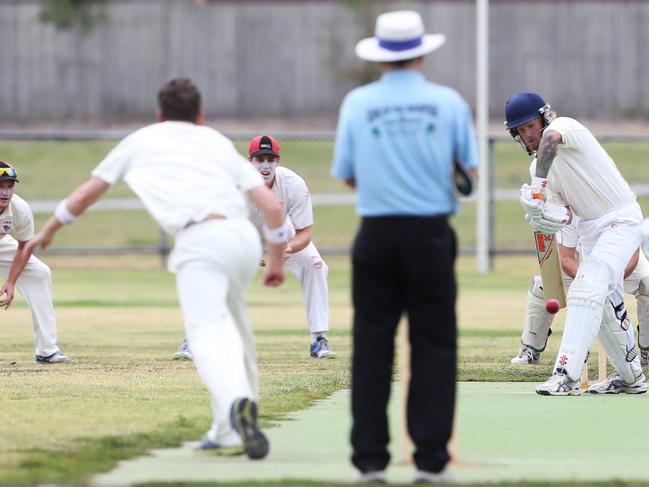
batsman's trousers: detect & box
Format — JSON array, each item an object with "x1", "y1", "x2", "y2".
[
  {"x1": 169, "y1": 217, "x2": 261, "y2": 447},
  {"x1": 350, "y1": 215, "x2": 457, "y2": 474},
  {"x1": 0, "y1": 234, "x2": 60, "y2": 357}
]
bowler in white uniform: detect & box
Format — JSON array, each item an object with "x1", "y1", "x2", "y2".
[{"x1": 29, "y1": 79, "x2": 289, "y2": 459}]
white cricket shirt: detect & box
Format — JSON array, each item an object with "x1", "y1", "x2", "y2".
[
  {"x1": 0, "y1": 194, "x2": 34, "y2": 241},
  {"x1": 531, "y1": 117, "x2": 635, "y2": 221},
  {"x1": 248, "y1": 166, "x2": 313, "y2": 237},
  {"x1": 92, "y1": 121, "x2": 264, "y2": 234},
  {"x1": 556, "y1": 219, "x2": 579, "y2": 249}
]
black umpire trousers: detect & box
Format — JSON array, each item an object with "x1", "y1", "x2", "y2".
[{"x1": 350, "y1": 215, "x2": 457, "y2": 474}]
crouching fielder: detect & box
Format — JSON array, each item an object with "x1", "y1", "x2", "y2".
[
  {"x1": 505, "y1": 91, "x2": 646, "y2": 396},
  {"x1": 28, "y1": 79, "x2": 287, "y2": 459}
]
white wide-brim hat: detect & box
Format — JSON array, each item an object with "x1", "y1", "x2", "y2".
[{"x1": 355, "y1": 10, "x2": 446, "y2": 62}]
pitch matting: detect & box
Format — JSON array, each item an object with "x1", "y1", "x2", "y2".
[{"x1": 92, "y1": 382, "x2": 649, "y2": 485}]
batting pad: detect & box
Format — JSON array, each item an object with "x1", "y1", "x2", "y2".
[
  {"x1": 599, "y1": 305, "x2": 642, "y2": 384},
  {"x1": 555, "y1": 257, "x2": 610, "y2": 381},
  {"x1": 522, "y1": 276, "x2": 554, "y2": 351}
]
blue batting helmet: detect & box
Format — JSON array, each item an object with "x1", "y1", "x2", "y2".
[{"x1": 504, "y1": 92, "x2": 548, "y2": 129}]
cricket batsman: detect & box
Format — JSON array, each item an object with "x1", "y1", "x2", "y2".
[{"x1": 505, "y1": 91, "x2": 646, "y2": 395}]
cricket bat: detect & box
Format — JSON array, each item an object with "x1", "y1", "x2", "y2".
[{"x1": 534, "y1": 230, "x2": 566, "y2": 308}]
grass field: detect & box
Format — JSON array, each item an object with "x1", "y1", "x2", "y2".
[
  {"x1": 3, "y1": 137, "x2": 649, "y2": 198},
  {"x1": 4, "y1": 137, "x2": 649, "y2": 252},
  {"x1": 0, "y1": 253, "x2": 635, "y2": 486}
]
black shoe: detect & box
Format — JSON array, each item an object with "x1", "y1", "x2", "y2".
[{"x1": 230, "y1": 398, "x2": 269, "y2": 460}]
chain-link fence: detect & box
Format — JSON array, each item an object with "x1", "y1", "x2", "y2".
[{"x1": 1, "y1": 131, "x2": 648, "y2": 260}]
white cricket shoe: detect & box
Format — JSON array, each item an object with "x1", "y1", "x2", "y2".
[
  {"x1": 536, "y1": 373, "x2": 581, "y2": 396},
  {"x1": 357, "y1": 469, "x2": 387, "y2": 484},
  {"x1": 172, "y1": 339, "x2": 192, "y2": 360},
  {"x1": 35, "y1": 351, "x2": 69, "y2": 364},
  {"x1": 414, "y1": 467, "x2": 453, "y2": 484},
  {"x1": 310, "y1": 336, "x2": 336, "y2": 359},
  {"x1": 510, "y1": 346, "x2": 540, "y2": 365},
  {"x1": 587, "y1": 372, "x2": 648, "y2": 394}
]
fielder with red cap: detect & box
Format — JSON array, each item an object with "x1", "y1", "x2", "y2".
[
  {"x1": 0, "y1": 161, "x2": 69, "y2": 363},
  {"x1": 247, "y1": 135, "x2": 335, "y2": 358},
  {"x1": 174, "y1": 135, "x2": 335, "y2": 360}
]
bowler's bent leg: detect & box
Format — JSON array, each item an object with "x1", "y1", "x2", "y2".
[{"x1": 176, "y1": 262, "x2": 252, "y2": 447}]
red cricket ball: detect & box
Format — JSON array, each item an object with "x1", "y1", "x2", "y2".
[{"x1": 545, "y1": 299, "x2": 561, "y2": 314}]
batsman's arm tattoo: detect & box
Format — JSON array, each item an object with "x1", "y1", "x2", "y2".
[{"x1": 534, "y1": 129, "x2": 562, "y2": 178}]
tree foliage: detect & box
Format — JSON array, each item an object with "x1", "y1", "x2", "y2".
[{"x1": 39, "y1": 0, "x2": 107, "y2": 33}]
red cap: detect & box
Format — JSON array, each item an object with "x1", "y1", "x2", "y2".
[{"x1": 248, "y1": 135, "x2": 281, "y2": 158}]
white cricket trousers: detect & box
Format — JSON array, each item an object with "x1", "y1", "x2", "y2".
[
  {"x1": 555, "y1": 202, "x2": 642, "y2": 380},
  {"x1": 285, "y1": 242, "x2": 329, "y2": 334},
  {"x1": 0, "y1": 235, "x2": 60, "y2": 357},
  {"x1": 168, "y1": 218, "x2": 261, "y2": 446},
  {"x1": 577, "y1": 202, "x2": 643, "y2": 305}
]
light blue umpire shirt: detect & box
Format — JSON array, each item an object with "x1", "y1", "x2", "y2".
[{"x1": 332, "y1": 70, "x2": 478, "y2": 217}]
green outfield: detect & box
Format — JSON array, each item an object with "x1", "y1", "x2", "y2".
[
  {"x1": 3, "y1": 138, "x2": 648, "y2": 198},
  {"x1": 4, "y1": 137, "x2": 649, "y2": 252},
  {"x1": 1, "y1": 253, "x2": 641, "y2": 486},
  {"x1": 2, "y1": 136, "x2": 649, "y2": 485}
]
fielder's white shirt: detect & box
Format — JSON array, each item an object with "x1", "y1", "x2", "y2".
[
  {"x1": 530, "y1": 117, "x2": 635, "y2": 221},
  {"x1": 248, "y1": 166, "x2": 313, "y2": 236},
  {"x1": 92, "y1": 121, "x2": 264, "y2": 234},
  {"x1": 0, "y1": 194, "x2": 34, "y2": 241}
]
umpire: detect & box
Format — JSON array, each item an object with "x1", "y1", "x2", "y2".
[{"x1": 331, "y1": 10, "x2": 478, "y2": 484}]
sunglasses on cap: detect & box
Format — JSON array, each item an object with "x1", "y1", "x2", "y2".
[{"x1": 0, "y1": 166, "x2": 17, "y2": 178}]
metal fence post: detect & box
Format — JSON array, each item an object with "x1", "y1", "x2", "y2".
[
  {"x1": 159, "y1": 229, "x2": 170, "y2": 268},
  {"x1": 488, "y1": 137, "x2": 495, "y2": 270}
]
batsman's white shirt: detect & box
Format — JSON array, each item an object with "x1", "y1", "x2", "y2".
[
  {"x1": 532, "y1": 117, "x2": 635, "y2": 221},
  {"x1": 92, "y1": 121, "x2": 263, "y2": 235},
  {"x1": 248, "y1": 166, "x2": 329, "y2": 334},
  {"x1": 0, "y1": 194, "x2": 60, "y2": 356}
]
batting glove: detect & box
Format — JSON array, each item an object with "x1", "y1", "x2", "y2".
[
  {"x1": 519, "y1": 183, "x2": 544, "y2": 219},
  {"x1": 531, "y1": 176, "x2": 548, "y2": 190},
  {"x1": 529, "y1": 204, "x2": 570, "y2": 234}
]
